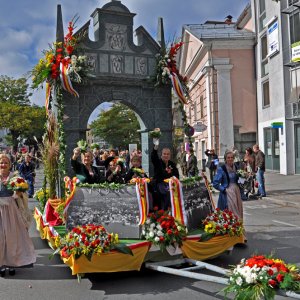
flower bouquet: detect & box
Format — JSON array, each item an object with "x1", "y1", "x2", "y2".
[
  {"x1": 34, "y1": 187, "x2": 50, "y2": 212},
  {"x1": 31, "y1": 17, "x2": 91, "y2": 90},
  {"x1": 141, "y1": 208, "x2": 187, "y2": 251},
  {"x1": 223, "y1": 255, "x2": 300, "y2": 300},
  {"x1": 7, "y1": 176, "x2": 29, "y2": 192},
  {"x1": 77, "y1": 139, "x2": 88, "y2": 153},
  {"x1": 237, "y1": 169, "x2": 248, "y2": 185},
  {"x1": 149, "y1": 128, "x2": 162, "y2": 139},
  {"x1": 53, "y1": 224, "x2": 132, "y2": 261},
  {"x1": 155, "y1": 42, "x2": 187, "y2": 87},
  {"x1": 132, "y1": 168, "x2": 146, "y2": 177},
  {"x1": 200, "y1": 208, "x2": 244, "y2": 241}
]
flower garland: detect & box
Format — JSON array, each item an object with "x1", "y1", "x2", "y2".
[
  {"x1": 200, "y1": 208, "x2": 244, "y2": 241},
  {"x1": 223, "y1": 255, "x2": 300, "y2": 300},
  {"x1": 141, "y1": 208, "x2": 187, "y2": 251}
]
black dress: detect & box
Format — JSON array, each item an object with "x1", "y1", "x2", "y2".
[{"x1": 71, "y1": 159, "x2": 101, "y2": 184}]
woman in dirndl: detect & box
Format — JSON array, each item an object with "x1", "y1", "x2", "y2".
[{"x1": 0, "y1": 153, "x2": 36, "y2": 277}]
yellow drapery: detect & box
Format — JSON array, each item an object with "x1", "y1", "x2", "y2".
[
  {"x1": 62, "y1": 242, "x2": 150, "y2": 275},
  {"x1": 181, "y1": 235, "x2": 245, "y2": 261}
]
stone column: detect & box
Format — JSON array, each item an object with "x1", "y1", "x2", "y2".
[
  {"x1": 214, "y1": 64, "x2": 234, "y2": 156},
  {"x1": 202, "y1": 66, "x2": 212, "y2": 149}
]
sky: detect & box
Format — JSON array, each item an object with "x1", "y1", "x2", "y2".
[{"x1": 0, "y1": 0, "x2": 249, "y2": 109}]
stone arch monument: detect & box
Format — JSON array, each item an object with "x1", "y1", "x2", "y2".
[{"x1": 58, "y1": 1, "x2": 173, "y2": 175}]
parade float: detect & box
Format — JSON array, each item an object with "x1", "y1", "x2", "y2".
[{"x1": 31, "y1": 2, "x2": 246, "y2": 282}]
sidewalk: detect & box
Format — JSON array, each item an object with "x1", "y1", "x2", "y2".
[
  {"x1": 210, "y1": 171, "x2": 300, "y2": 206},
  {"x1": 263, "y1": 172, "x2": 300, "y2": 204}
]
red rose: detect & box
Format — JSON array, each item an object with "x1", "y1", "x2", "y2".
[
  {"x1": 84, "y1": 241, "x2": 89, "y2": 246},
  {"x1": 11, "y1": 182, "x2": 15, "y2": 187},
  {"x1": 276, "y1": 274, "x2": 284, "y2": 282},
  {"x1": 268, "y1": 279, "x2": 277, "y2": 288},
  {"x1": 159, "y1": 236, "x2": 164, "y2": 241},
  {"x1": 267, "y1": 269, "x2": 274, "y2": 276},
  {"x1": 167, "y1": 230, "x2": 172, "y2": 235}
]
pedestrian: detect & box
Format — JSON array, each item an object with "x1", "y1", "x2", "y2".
[
  {"x1": 177, "y1": 145, "x2": 187, "y2": 178},
  {"x1": 212, "y1": 151, "x2": 243, "y2": 220},
  {"x1": 18, "y1": 154, "x2": 36, "y2": 198},
  {"x1": 253, "y1": 144, "x2": 266, "y2": 197},
  {"x1": 0, "y1": 154, "x2": 36, "y2": 277},
  {"x1": 205, "y1": 149, "x2": 218, "y2": 182},
  {"x1": 187, "y1": 148, "x2": 198, "y2": 177}
]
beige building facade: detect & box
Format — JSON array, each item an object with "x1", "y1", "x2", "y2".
[{"x1": 178, "y1": 5, "x2": 257, "y2": 165}]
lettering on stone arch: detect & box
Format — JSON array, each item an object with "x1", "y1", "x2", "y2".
[
  {"x1": 86, "y1": 53, "x2": 97, "y2": 73},
  {"x1": 135, "y1": 57, "x2": 147, "y2": 75},
  {"x1": 111, "y1": 55, "x2": 123, "y2": 74},
  {"x1": 106, "y1": 24, "x2": 126, "y2": 51}
]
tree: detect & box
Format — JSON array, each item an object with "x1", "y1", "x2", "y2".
[
  {"x1": 0, "y1": 75, "x2": 32, "y2": 105},
  {"x1": 90, "y1": 103, "x2": 141, "y2": 149},
  {"x1": 0, "y1": 102, "x2": 46, "y2": 149}
]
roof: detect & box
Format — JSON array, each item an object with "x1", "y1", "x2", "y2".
[{"x1": 183, "y1": 23, "x2": 255, "y2": 40}]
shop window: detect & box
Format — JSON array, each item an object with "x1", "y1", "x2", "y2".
[{"x1": 262, "y1": 80, "x2": 270, "y2": 107}]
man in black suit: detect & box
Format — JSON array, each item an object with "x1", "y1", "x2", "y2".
[{"x1": 151, "y1": 140, "x2": 179, "y2": 210}]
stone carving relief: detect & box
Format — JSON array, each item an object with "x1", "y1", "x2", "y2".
[
  {"x1": 86, "y1": 53, "x2": 97, "y2": 73},
  {"x1": 111, "y1": 55, "x2": 123, "y2": 73},
  {"x1": 106, "y1": 24, "x2": 127, "y2": 51},
  {"x1": 135, "y1": 57, "x2": 147, "y2": 75}
]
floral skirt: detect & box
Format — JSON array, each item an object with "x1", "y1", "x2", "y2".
[
  {"x1": 226, "y1": 183, "x2": 243, "y2": 220},
  {"x1": 0, "y1": 197, "x2": 36, "y2": 267}
]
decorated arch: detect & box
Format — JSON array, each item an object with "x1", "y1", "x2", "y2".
[{"x1": 58, "y1": 1, "x2": 173, "y2": 175}]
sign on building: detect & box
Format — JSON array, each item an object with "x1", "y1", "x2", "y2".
[
  {"x1": 268, "y1": 20, "x2": 279, "y2": 57},
  {"x1": 292, "y1": 41, "x2": 300, "y2": 62}
]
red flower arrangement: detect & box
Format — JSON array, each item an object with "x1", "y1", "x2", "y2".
[
  {"x1": 200, "y1": 208, "x2": 244, "y2": 241},
  {"x1": 53, "y1": 224, "x2": 131, "y2": 261},
  {"x1": 155, "y1": 42, "x2": 187, "y2": 87},
  {"x1": 223, "y1": 254, "x2": 300, "y2": 300},
  {"x1": 141, "y1": 207, "x2": 187, "y2": 251},
  {"x1": 31, "y1": 16, "x2": 90, "y2": 89}
]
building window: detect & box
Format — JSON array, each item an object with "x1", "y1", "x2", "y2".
[
  {"x1": 194, "y1": 101, "x2": 197, "y2": 122},
  {"x1": 290, "y1": 11, "x2": 300, "y2": 45},
  {"x1": 259, "y1": 0, "x2": 266, "y2": 32},
  {"x1": 262, "y1": 80, "x2": 270, "y2": 107},
  {"x1": 200, "y1": 95, "x2": 204, "y2": 118},
  {"x1": 261, "y1": 34, "x2": 269, "y2": 77}
]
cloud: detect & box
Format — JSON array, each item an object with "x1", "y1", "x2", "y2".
[{"x1": 0, "y1": 0, "x2": 249, "y2": 106}]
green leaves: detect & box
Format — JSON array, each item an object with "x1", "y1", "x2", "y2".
[
  {"x1": 77, "y1": 140, "x2": 88, "y2": 153},
  {"x1": 113, "y1": 244, "x2": 134, "y2": 256},
  {"x1": 198, "y1": 232, "x2": 214, "y2": 242},
  {"x1": 90, "y1": 103, "x2": 140, "y2": 149},
  {"x1": 0, "y1": 75, "x2": 31, "y2": 105}
]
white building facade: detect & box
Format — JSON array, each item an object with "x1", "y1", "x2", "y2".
[{"x1": 251, "y1": 0, "x2": 300, "y2": 174}]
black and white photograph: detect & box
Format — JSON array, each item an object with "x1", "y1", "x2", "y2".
[
  {"x1": 182, "y1": 182, "x2": 213, "y2": 231},
  {"x1": 66, "y1": 186, "x2": 141, "y2": 238}
]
